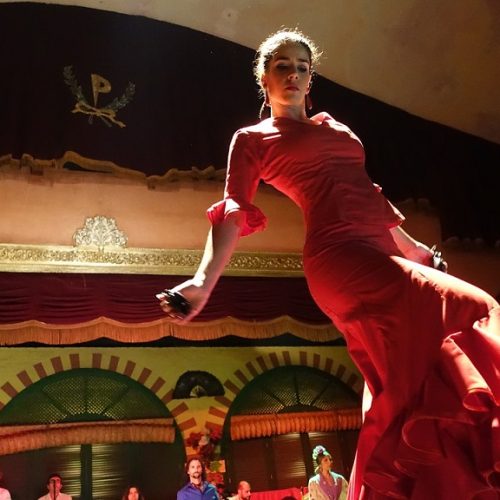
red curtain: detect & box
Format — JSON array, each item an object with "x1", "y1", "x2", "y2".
[{"x1": 0, "y1": 272, "x2": 329, "y2": 325}]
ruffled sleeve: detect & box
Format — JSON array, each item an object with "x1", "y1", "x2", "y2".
[{"x1": 207, "y1": 129, "x2": 267, "y2": 236}]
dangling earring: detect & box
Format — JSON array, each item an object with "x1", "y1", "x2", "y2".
[
  {"x1": 306, "y1": 81, "x2": 313, "y2": 111},
  {"x1": 306, "y1": 93, "x2": 313, "y2": 111},
  {"x1": 259, "y1": 101, "x2": 267, "y2": 119},
  {"x1": 259, "y1": 87, "x2": 271, "y2": 119}
]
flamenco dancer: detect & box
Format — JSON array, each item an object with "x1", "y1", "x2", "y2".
[
  {"x1": 308, "y1": 445, "x2": 348, "y2": 500},
  {"x1": 158, "y1": 30, "x2": 500, "y2": 499}
]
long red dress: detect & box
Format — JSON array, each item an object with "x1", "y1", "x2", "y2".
[{"x1": 207, "y1": 113, "x2": 500, "y2": 499}]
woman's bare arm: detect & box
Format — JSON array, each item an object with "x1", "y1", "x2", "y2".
[
  {"x1": 390, "y1": 225, "x2": 447, "y2": 270},
  {"x1": 158, "y1": 213, "x2": 243, "y2": 322}
]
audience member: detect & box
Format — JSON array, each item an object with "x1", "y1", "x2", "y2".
[
  {"x1": 228, "y1": 480, "x2": 251, "y2": 500},
  {"x1": 177, "y1": 457, "x2": 219, "y2": 499},
  {"x1": 121, "y1": 485, "x2": 145, "y2": 500},
  {"x1": 37, "y1": 473, "x2": 72, "y2": 500}
]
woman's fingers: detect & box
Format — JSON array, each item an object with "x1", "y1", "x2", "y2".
[{"x1": 156, "y1": 282, "x2": 208, "y2": 322}]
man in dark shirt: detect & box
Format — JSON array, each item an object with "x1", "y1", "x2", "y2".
[{"x1": 177, "y1": 456, "x2": 219, "y2": 500}]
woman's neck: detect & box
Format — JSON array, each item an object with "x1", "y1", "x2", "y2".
[{"x1": 270, "y1": 102, "x2": 309, "y2": 123}]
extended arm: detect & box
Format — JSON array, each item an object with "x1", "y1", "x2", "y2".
[
  {"x1": 390, "y1": 225, "x2": 432, "y2": 263},
  {"x1": 158, "y1": 213, "x2": 243, "y2": 322},
  {"x1": 158, "y1": 129, "x2": 266, "y2": 322}
]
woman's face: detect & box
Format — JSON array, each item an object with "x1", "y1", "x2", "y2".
[
  {"x1": 261, "y1": 42, "x2": 312, "y2": 110},
  {"x1": 128, "y1": 487, "x2": 139, "y2": 500},
  {"x1": 320, "y1": 455, "x2": 332, "y2": 471}
]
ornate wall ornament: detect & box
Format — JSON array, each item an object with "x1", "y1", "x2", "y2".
[
  {"x1": 0, "y1": 215, "x2": 303, "y2": 275},
  {"x1": 73, "y1": 215, "x2": 128, "y2": 248},
  {"x1": 63, "y1": 66, "x2": 135, "y2": 128},
  {"x1": 0, "y1": 244, "x2": 303, "y2": 276}
]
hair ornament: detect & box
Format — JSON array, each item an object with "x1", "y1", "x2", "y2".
[{"x1": 312, "y1": 445, "x2": 327, "y2": 461}]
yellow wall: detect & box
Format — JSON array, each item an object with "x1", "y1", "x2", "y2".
[{"x1": 0, "y1": 346, "x2": 361, "y2": 454}]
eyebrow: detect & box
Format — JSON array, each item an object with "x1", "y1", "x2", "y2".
[{"x1": 274, "y1": 56, "x2": 310, "y2": 64}]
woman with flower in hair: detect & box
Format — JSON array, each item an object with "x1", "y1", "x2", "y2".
[
  {"x1": 158, "y1": 28, "x2": 500, "y2": 499},
  {"x1": 308, "y1": 446, "x2": 348, "y2": 500}
]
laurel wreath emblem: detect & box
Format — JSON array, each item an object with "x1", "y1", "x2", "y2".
[{"x1": 63, "y1": 65, "x2": 135, "y2": 128}]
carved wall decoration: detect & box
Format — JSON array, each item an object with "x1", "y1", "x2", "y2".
[
  {"x1": 0, "y1": 243, "x2": 303, "y2": 276},
  {"x1": 73, "y1": 215, "x2": 128, "y2": 248}
]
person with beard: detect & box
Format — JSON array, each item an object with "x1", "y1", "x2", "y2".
[{"x1": 177, "y1": 457, "x2": 219, "y2": 500}]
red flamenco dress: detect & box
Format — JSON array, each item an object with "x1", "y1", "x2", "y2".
[{"x1": 208, "y1": 112, "x2": 500, "y2": 499}]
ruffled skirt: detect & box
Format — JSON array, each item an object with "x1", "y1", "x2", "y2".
[{"x1": 304, "y1": 240, "x2": 499, "y2": 499}]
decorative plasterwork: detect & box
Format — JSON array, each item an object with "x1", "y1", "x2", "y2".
[
  {"x1": 0, "y1": 152, "x2": 226, "y2": 183},
  {"x1": 74, "y1": 215, "x2": 127, "y2": 248},
  {"x1": 0, "y1": 243, "x2": 303, "y2": 276},
  {"x1": 0, "y1": 214, "x2": 303, "y2": 276}
]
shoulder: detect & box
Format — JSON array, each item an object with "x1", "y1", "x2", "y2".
[
  {"x1": 331, "y1": 471, "x2": 347, "y2": 483},
  {"x1": 239, "y1": 117, "x2": 275, "y2": 133},
  {"x1": 308, "y1": 473, "x2": 320, "y2": 485},
  {"x1": 203, "y1": 482, "x2": 219, "y2": 498},
  {"x1": 313, "y1": 112, "x2": 361, "y2": 139},
  {"x1": 176, "y1": 483, "x2": 190, "y2": 498},
  {"x1": 232, "y1": 118, "x2": 279, "y2": 143}
]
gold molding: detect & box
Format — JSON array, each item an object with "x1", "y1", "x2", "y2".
[{"x1": 0, "y1": 243, "x2": 303, "y2": 277}]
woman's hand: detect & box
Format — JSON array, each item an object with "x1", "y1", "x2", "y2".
[
  {"x1": 404, "y1": 242, "x2": 448, "y2": 272},
  {"x1": 156, "y1": 218, "x2": 242, "y2": 324},
  {"x1": 390, "y1": 226, "x2": 447, "y2": 271},
  {"x1": 156, "y1": 278, "x2": 211, "y2": 323}
]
